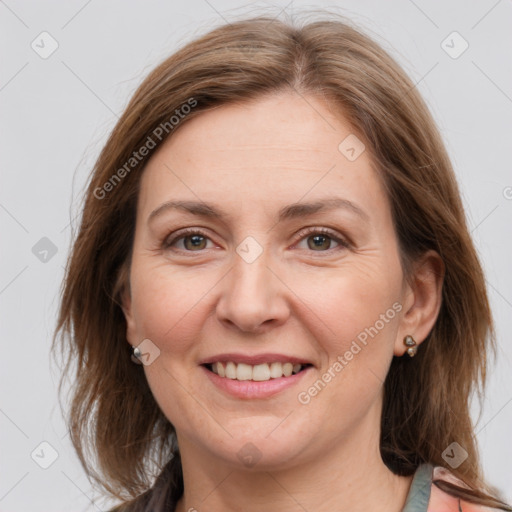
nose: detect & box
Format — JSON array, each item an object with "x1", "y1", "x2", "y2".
[{"x1": 215, "y1": 248, "x2": 290, "y2": 334}]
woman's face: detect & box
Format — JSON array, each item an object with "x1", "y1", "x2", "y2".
[{"x1": 124, "y1": 91, "x2": 415, "y2": 469}]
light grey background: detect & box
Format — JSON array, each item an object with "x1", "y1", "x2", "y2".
[{"x1": 1, "y1": 1, "x2": 511, "y2": 510}]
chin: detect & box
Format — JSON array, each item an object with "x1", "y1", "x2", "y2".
[{"x1": 201, "y1": 418, "x2": 315, "y2": 471}]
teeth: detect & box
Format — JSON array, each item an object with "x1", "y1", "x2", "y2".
[
  {"x1": 225, "y1": 361, "x2": 237, "y2": 379},
  {"x1": 282, "y1": 362, "x2": 293, "y2": 377},
  {"x1": 269, "y1": 362, "x2": 283, "y2": 378},
  {"x1": 253, "y1": 363, "x2": 271, "y2": 381},
  {"x1": 209, "y1": 361, "x2": 306, "y2": 381},
  {"x1": 236, "y1": 363, "x2": 252, "y2": 381}
]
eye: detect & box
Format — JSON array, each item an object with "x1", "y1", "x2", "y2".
[
  {"x1": 163, "y1": 229, "x2": 216, "y2": 251},
  {"x1": 162, "y1": 227, "x2": 350, "y2": 254},
  {"x1": 294, "y1": 227, "x2": 349, "y2": 252}
]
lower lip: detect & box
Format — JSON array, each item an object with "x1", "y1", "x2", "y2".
[{"x1": 201, "y1": 365, "x2": 311, "y2": 399}]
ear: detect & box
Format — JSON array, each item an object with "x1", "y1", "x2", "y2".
[
  {"x1": 394, "y1": 250, "x2": 444, "y2": 356},
  {"x1": 117, "y1": 263, "x2": 138, "y2": 347}
]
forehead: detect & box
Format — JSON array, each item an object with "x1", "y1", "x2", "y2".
[{"x1": 138, "y1": 91, "x2": 388, "y2": 221}]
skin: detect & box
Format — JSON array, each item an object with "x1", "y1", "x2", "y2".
[{"x1": 122, "y1": 91, "x2": 444, "y2": 512}]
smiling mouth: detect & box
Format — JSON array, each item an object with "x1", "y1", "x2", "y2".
[{"x1": 203, "y1": 361, "x2": 312, "y2": 382}]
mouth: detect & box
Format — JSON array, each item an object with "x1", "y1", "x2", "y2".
[
  {"x1": 199, "y1": 353, "x2": 314, "y2": 398},
  {"x1": 203, "y1": 361, "x2": 313, "y2": 381}
]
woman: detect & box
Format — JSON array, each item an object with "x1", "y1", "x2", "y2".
[{"x1": 53, "y1": 13, "x2": 511, "y2": 512}]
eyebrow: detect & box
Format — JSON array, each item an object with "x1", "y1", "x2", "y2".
[{"x1": 147, "y1": 197, "x2": 369, "y2": 225}]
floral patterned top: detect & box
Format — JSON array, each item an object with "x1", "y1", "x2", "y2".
[{"x1": 404, "y1": 463, "x2": 505, "y2": 511}]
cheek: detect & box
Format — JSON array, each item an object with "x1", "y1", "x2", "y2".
[
  {"x1": 129, "y1": 265, "x2": 220, "y2": 431},
  {"x1": 129, "y1": 262, "x2": 216, "y2": 353},
  {"x1": 292, "y1": 266, "x2": 403, "y2": 430},
  {"x1": 293, "y1": 261, "x2": 403, "y2": 353},
  {"x1": 292, "y1": 266, "x2": 403, "y2": 427}
]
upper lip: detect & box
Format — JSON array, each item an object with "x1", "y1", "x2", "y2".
[{"x1": 199, "y1": 353, "x2": 314, "y2": 366}]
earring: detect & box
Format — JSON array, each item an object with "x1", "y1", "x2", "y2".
[
  {"x1": 403, "y1": 335, "x2": 418, "y2": 357},
  {"x1": 131, "y1": 346, "x2": 143, "y2": 365}
]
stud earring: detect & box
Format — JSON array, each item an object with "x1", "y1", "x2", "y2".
[
  {"x1": 131, "y1": 346, "x2": 143, "y2": 365},
  {"x1": 403, "y1": 335, "x2": 418, "y2": 357}
]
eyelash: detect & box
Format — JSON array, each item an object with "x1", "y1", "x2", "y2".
[{"x1": 162, "y1": 226, "x2": 350, "y2": 254}]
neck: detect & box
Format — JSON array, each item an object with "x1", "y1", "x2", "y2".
[{"x1": 174, "y1": 411, "x2": 413, "y2": 512}]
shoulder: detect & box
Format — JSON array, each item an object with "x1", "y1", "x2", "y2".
[{"x1": 428, "y1": 466, "x2": 504, "y2": 512}]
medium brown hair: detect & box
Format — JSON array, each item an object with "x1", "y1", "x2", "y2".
[{"x1": 53, "y1": 12, "x2": 511, "y2": 511}]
